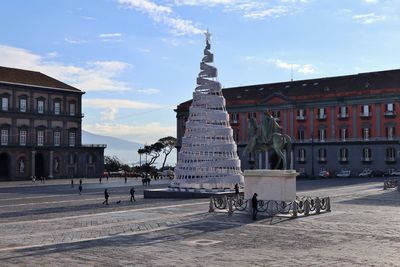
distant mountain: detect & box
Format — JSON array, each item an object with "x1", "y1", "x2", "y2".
[{"x1": 82, "y1": 130, "x2": 143, "y2": 165}]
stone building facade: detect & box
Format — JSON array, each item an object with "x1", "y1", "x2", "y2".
[
  {"x1": 176, "y1": 69, "x2": 400, "y2": 177},
  {"x1": 0, "y1": 66, "x2": 105, "y2": 180}
]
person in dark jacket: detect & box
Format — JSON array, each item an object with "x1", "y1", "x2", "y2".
[
  {"x1": 234, "y1": 183, "x2": 239, "y2": 195},
  {"x1": 130, "y1": 187, "x2": 136, "y2": 202},
  {"x1": 103, "y1": 189, "x2": 109, "y2": 205},
  {"x1": 78, "y1": 184, "x2": 82, "y2": 195},
  {"x1": 252, "y1": 193, "x2": 258, "y2": 220}
]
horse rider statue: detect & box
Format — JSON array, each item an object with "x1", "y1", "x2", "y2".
[{"x1": 243, "y1": 113, "x2": 292, "y2": 170}]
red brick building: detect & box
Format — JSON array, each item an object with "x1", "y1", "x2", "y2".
[
  {"x1": 176, "y1": 69, "x2": 400, "y2": 176},
  {"x1": 0, "y1": 66, "x2": 105, "y2": 180}
]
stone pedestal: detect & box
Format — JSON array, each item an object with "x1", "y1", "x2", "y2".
[{"x1": 244, "y1": 169, "x2": 297, "y2": 201}]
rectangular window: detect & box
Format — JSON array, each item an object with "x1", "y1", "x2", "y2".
[
  {"x1": 54, "y1": 102, "x2": 61, "y2": 115},
  {"x1": 37, "y1": 130, "x2": 44, "y2": 146},
  {"x1": 54, "y1": 131, "x2": 61, "y2": 146},
  {"x1": 297, "y1": 129, "x2": 305, "y2": 141},
  {"x1": 387, "y1": 103, "x2": 394, "y2": 112},
  {"x1": 20, "y1": 99, "x2": 26, "y2": 112},
  {"x1": 318, "y1": 129, "x2": 326, "y2": 142},
  {"x1": 361, "y1": 105, "x2": 371, "y2": 117},
  {"x1": 2, "y1": 97, "x2": 8, "y2": 111},
  {"x1": 297, "y1": 109, "x2": 306, "y2": 120},
  {"x1": 19, "y1": 130, "x2": 27, "y2": 146},
  {"x1": 230, "y1": 113, "x2": 239, "y2": 123},
  {"x1": 298, "y1": 149, "x2": 306, "y2": 161},
  {"x1": 339, "y1": 128, "x2": 348, "y2": 141},
  {"x1": 38, "y1": 100, "x2": 44, "y2": 114},
  {"x1": 387, "y1": 148, "x2": 396, "y2": 159},
  {"x1": 69, "y1": 103, "x2": 75, "y2": 116},
  {"x1": 1, "y1": 129, "x2": 8, "y2": 145},
  {"x1": 69, "y1": 132, "x2": 76, "y2": 147},
  {"x1": 386, "y1": 127, "x2": 395, "y2": 140},
  {"x1": 340, "y1": 148, "x2": 348, "y2": 161},
  {"x1": 362, "y1": 128, "x2": 370, "y2": 140}
]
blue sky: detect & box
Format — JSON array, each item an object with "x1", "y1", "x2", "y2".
[{"x1": 1, "y1": 0, "x2": 400, "y2": 147}]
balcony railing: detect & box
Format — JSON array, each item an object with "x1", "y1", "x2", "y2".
[
  {"x1": 360, "y1": 112, "x2": 372, "y2": 118},
  {"x1": 296, "y1": 116, "x2": 306, "y2": 121},
  {"x1": 385, "y1": 157, "x2": 396, "y2": 163},
  {"x1": 296, "y1": 157, "x2": 306, "y2": 163},
  {"x1": 230, "y1": 120, "x2": 239, "y2": 125},
  {"x1": 361, "y1": 157, "x2": 372, "y2": 162},
  {"x1": 384, "y1": 111, "x2": 396, "y2": 117},
  {"x1": 0, "y1": 108, "x2": 84, "y2": 118},
  {"x1": 317, "y1": 157, "x2": 327, "y2": 163},
  {"x1": 337, "y1": 113, "x2": 349, "y2": 119},
  {"x1": 338, "y1": 157, "x2": 348, "y2": 163},
  {"x1": 292, "y1": 136, "x2": 398, "y2": 144},
  {"x1": 317, "y1": 114, "x2": 327, "y2": 120}
]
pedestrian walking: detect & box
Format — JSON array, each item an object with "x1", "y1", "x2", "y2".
[
  {"x1": 79, "y1": 178, "x2": 82, "y2": 186},
  {"x1": 99, "y1": 177, "x2": 102, "y2": 183},
  {"x1": 31, "y1": 175, "x2": 36, "y2": 184},
  {"x1": 124, "y1": 175, "x2": 127, "y2": 184},
  {"x1": 130, "y1": 187, "x2": 136, "y2": 202},
  {"x1": 234, "y1": 183, "x2": 239, "y2": 195},
  {"x1": 103, "y1": 189, "x2": 109, "y2": 205},
  {"x1": 78, "y1": 184, "x2": 82, "y2": 195},
  {"x1": 71, "y1": 179, "x2": 74, "y2": 188},
  {"x1": 252, "y1": 193, "x2": 258, "y2": 220}
]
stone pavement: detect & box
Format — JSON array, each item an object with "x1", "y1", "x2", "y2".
[{"x1": 0, "y1": 177, "x2": 400, "y2": 266}]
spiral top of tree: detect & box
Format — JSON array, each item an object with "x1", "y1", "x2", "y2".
[{"x1": 174, "y1": 30, "x2": 244, "y2": 189}]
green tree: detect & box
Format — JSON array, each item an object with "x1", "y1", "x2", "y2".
[
  {"x1": 104, "y1": 155, "x2": 122, "y2": 171},
  {"x1": 158, "y1": 136, "x2": 177, "y2": 170}
]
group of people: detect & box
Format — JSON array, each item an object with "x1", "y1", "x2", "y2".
[
  {"x1": 31, "y1": 176, "x2": 47, "y2": 184},
  {"x1": 102, "y1": 187, "x2": 136, "y2": 205}
]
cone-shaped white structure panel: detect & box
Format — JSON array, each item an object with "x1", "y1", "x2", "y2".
[{"x1": 174, "y1": 31, "x2": 244, "y2": 189}]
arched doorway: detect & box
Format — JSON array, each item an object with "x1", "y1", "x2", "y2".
[
  {"x1": 0, "y1": 153, "x2": 10, "y2": 178},
  {"x1": 269, "y1": 151, "x2": 283, "y2": 170},
  {"x1": 35, "y1": 153, "x2": 46, "y2": 178}
]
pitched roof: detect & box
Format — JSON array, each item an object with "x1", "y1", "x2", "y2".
[
  {"x1": 177, "y1": 68, "x2": 400, "y2": 110},
  {"x1": 0, "y1": 66, "x2": 81, "y2": 92}
]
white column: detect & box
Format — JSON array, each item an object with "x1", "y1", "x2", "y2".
[
  {"x1": 31, "y1": 150, "x2": 36, "y2": 177},
  {"x1": 49, "y1": 151, "x2": 54, "y2": 178}
]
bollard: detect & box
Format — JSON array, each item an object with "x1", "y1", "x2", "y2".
[
  {"x1": 292, "y1": 201, "x2": 298, "y2": 218},
  {"x1": 304, "y1": 199, "x2": 310, "y2": 216},
  {"x1": 315, "y1": 197, "x2": 321, "y2": 214},
  {"x1": 326, "y1": 197, "x2": 331, "y2": 212},
  {"x1": 228, "y1": 197, "x2": 233, "y2": 216},
  {"x1": 209, "y1": 197, "x2": 215, "y2": 213}
]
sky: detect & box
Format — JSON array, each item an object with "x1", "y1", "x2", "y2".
[{"x1": 1, "y1": 0, "x2": 400, "y2": 150}]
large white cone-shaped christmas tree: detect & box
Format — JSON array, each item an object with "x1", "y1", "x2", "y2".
[{"x1": 174, "y1": 31, "x2": 244, "y2": 189}]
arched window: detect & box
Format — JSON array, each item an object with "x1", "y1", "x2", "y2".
[
  {"x1": 1, "y1": 124, "x2": 10, "y2": 145},
  {"x1": 53, "y1": 98, "x2": 62, "y2": 115},
  {"x1": 69, "y1": 101, "x2": 76, "y2": 116},
  {"x1": 68, "y1": 129, "x2": 76, "y2": 147},
  {"x1": 19, "y1": 127, "x2": 28, "y2": 146},
  {"x1": 37, "y1": 97, "x2": 45, "y2": 114}
]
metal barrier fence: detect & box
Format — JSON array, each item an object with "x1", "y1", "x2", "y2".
[{"x1": 209, "y1": 195, "x2": 331, "y2": 218}]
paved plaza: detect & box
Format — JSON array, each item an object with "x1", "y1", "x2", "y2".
[{"x1": 0, "y1": 177, "x2": 400, "y2": 266}]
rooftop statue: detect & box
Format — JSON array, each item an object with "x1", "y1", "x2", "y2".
[{"x1": 243, "y1": 113, "x2": 292, "y2": 169}]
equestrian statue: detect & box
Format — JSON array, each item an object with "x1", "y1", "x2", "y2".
[{"x1": 243, "y1": 114, "x2": 292, "y2": 170}]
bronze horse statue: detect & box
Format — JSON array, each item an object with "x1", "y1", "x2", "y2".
[{"x1": 243, "y1": 115, "x2": 292, "y2": 170}]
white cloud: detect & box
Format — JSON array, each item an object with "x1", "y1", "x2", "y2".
[
  {"x1": 83, "y1": 122, "x2": 175, "y2": 144},
  {"x1": 363, "y1": 0, "x2": 378, "y2": 3},
  {"x1": 83, "y1": 98, "x2": 164, "y2": 121},
  {"x1": 64, "y1": 37, "x2": 87, "y2": 44},
  {"x1": 352, "y1": 13, "x2": 386, "y2": 24},
  {"x1": 270, "y1": 59, "x2": 315, "y2": 74},
  {"x1": 99, "y1": 33, "x2": 122, "y2": 38},
  {"x1": 118, "y1": 0, "x2": 202, "y2": 35},
  {"x1": 173, "y1": 0, "x2": 234, "y2": 6},
  {"x1": 0, "y1": 44, "x2": 132, "y2": 92},
  {"x1": 243, "y1": 6, "x2": 289, "y2": 19},
  {"x1": 137, "y1": 88, "x2": 160, "y2": 94}
]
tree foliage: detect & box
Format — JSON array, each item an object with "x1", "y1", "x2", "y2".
[
  {"x1": 158, "y1": 136, "x2": 177, "y2": 169},
  {"x1": 104, "y1": 155, "x2": 122, "y2": 171}
]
